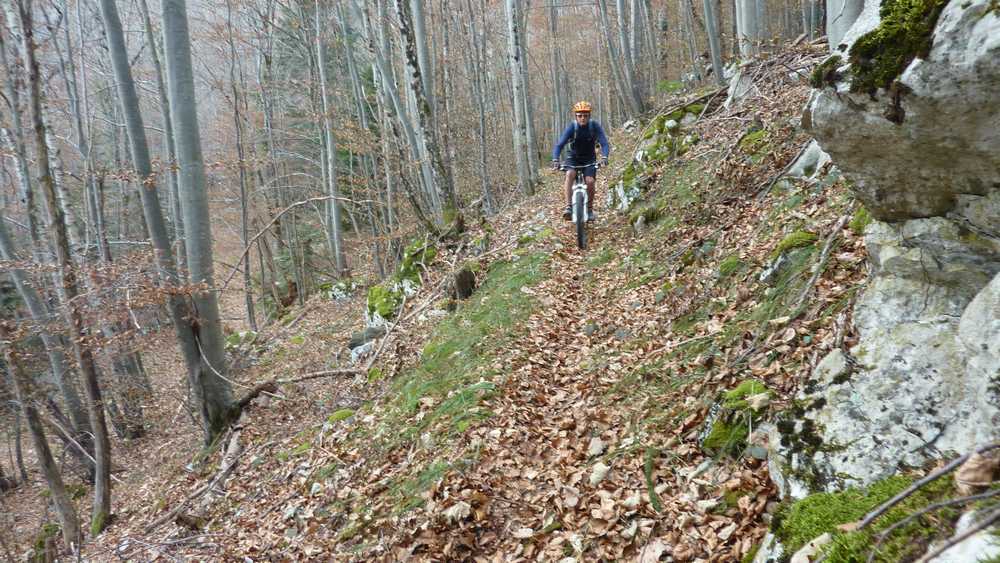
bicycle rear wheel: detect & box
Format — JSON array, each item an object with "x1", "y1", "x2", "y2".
[{"x1": 574, "y1": 190, "x2": 587, "y2": 250}]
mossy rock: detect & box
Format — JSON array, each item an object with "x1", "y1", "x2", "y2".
[
  {"x1": 849, "y1": 206, "x2": 873, "y2": 235},
  {"x1": 685, "y1": 103, "x2": 705, "y2": 116},
  {"x1": 328, "y1": 409, "x2": 355, "y2": 423},
  {"x1": 771, "y1": 230, "x2": 819, "y2": 258},
  {"x1": 811, "y1": 55, "x2": 844, "y2": 88},
  {"x1": 773, "y1": 474, "x2": 959, "y2": 562},
  {"x1": 848, "y1": 0, "x2": 949, "y2": 94},
  {"x1": 630, "y1": 204, "x2": 663, "y2": 227},
  {"x1": 399, "y1": 239, "x2": 437, "y2": 283},
  {"x1": 739, "y1": 129, "x2": 769, "y2": 154},
  {"x1": 702, "y1": 418, "x2": 750, "y2": 456},
  {"x1": 367, "y1": 284, "x2": 403, "y2": 319}
]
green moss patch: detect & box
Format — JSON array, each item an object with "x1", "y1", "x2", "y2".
[
  {"x1": 771, "y1": 230, "x2": 819, "y2": 258},
  {"x1": 723, "y1": 379, "x2": 770, "y2": 410},
  {"x1": 811, "y1": 55, "x2": 844, "y2": 88},
  {"x1": 849, "y1": 206, "x2": 873, "y2": 235},
  {"x1": 718, "y1": 255, "x2": 745, "y2": 278},
  {"x1": 739, "y1": 129, "x2": 769, "y2": 154},
  {"x1": 399, "y1": 239, "x2": 437, "y2": 283},
  {"x1": 848, "y1": 0, "x2": 950, "y2": 94},
  {"x1": 367, "y1": 284, "x2": 403, "y2": 319},
  {"x1": 773, "y1": 475, "x2": 959, "y2": 562}
]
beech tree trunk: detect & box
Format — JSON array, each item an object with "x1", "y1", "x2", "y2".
[
  {"x1": 17, "y1": 0, "x2": 113, "y2": 533},
  {"x1": 0, "y1": 327, "x2": 82, "y2": 550},
  {"x1": 162, "y1": 0, "x2": 235, "y2": 442}
]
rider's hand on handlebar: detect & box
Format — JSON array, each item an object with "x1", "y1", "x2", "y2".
[
  {"x1": 600, "y1": 157, "x2": 608, "y2": 168},
  {"x1": 550, "y1": 159, "x2": 560, "y2": 171}
]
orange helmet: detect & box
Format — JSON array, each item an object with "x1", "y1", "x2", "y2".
[{"x1": 572, "y1": 101, "x2": 592, "y2": 114}]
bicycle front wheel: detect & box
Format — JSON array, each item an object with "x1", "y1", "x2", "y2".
[{"x1": 574, "y1": 190, "x2": 587, "y2": 250}]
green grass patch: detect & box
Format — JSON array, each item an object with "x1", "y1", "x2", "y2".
[
  {"x1": 718, "y1": 255, "x2": 744, "y2": 279},
  {"x1": 588, "y1": 246, "x2": 615, "y2": 267},
  {"x1": 849, "y1": 206, "x2": 873, "y2": 235}
]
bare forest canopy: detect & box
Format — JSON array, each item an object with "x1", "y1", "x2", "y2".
[{"x1": 0, "y1": 0, "x2": 832, "y2": 557}]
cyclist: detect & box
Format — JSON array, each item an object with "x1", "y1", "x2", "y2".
[{"x1": 551, "y1": 101, "x2": 610, "y2": 222}]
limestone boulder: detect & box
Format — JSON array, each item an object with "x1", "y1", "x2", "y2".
[
  {"x1": 805, "y1": 0, "x2": 1000, "y2": 222},
  {"x1": 770, "y1": 219, "x2": 1000, "y2": 498}
]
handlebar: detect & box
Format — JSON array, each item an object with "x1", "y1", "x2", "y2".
[{"x1": 556, "y1": 161, "x2": 601, "y2": 171}]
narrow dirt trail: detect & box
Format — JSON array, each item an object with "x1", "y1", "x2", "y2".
[{"x1": 387, "y1": 181, "x2": 701, "y2": 560}]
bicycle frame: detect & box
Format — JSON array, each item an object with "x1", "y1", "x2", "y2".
[{"x1": 559, "y1": 162, "x2": 598, "y2": 249}]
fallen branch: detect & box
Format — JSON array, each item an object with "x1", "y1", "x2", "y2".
[
  {"x1": 915, "y1": 505, "x2": 1000, "y2": 563},
  {"x1": 755, "y1": 141, "x2": 812, "y2": 200},
  {"x1": 792, "y1": 214, "x2": 851, "y2": 314},
  {"x1": 867, "y1": 488, "x2": 1000, "y2": 563},
  {"x1": 858, "y1": 442, "x2": 1000, "y2": 530}
]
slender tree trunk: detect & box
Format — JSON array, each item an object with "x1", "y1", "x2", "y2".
[
  {"x1": 394, "y1": 0, "x2": 461, "y2": 224},
  {"x1": 466, "y1": 0, "x2": 494, "y2": 214},
  {"x1": 161, "y1": 0, "x2": 235, "y2": 442},
  {"x1": 314, "y1": 0, "x2": 347, "y2": 275},
  {"x1": 18, "y1": 0, "x2": 113, "y2": 534},
  {"x1": 137, "y1": 0, "x2": 185, "y2": 267},
  {"x1": 224, "y1": 0, "x2": 258, "y2": 329},
  {"x1": 0, "y1": 326, "x2": 82, "y2": 549},
  {"x1": 704, "y1": 0, "x2": 726, "y2": 85},
  {"x1": 597, "y1": 0, "x2": 643, "y2": 117},
  {"x1": 505, "y1": 0, "x2": 533, "y2": 196}
]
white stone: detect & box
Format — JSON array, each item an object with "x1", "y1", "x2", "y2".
[
  {"x1": 587, "y1": 437, "x2": 606, "y2": 457},
  {"x1": 785, "y1": 140, "x2": 832, "y2": 180},
  {"x1": 928, "y1": 511, "x2": 1000, "y2": 562},
  {"x1": 790, "y1": 533, "x2": 831, "y2": 563}
]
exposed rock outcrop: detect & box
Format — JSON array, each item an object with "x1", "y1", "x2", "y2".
[
  {"x1": 805, "y1": 0, "x2": 1000, "y2": 222},
  {"x1": 766, "y1": 7, "x2": 1000, "y2": 560}
]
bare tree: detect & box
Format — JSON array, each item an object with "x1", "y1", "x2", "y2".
[
  {"x1": 162, "y1": 0, "x2": 235, "y2": 442},
  {"x1": 0, "y1": 324, "x2": 82, "y2": 550},
  {"x1": 17, "y1": 0, "x2": 113, "y2": 533}
]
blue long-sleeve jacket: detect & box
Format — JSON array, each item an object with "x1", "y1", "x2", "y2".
[{"x1": 552, "y1": 120, "x2": 610, "y2": 164}]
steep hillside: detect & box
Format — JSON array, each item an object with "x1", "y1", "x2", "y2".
[
  {"x1": 68, "y1": 43, "x2": 859, "y2": 561},
  {"x1": 45, "y1": 38, "x2": 993, "y2": 562}
]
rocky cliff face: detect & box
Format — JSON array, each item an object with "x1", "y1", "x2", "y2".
[{"x1": 764, "y1": 0, "x2": 1000, "y2": 558}]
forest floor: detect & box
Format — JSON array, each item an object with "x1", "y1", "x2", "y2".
[{"x1": 2, "y1": 43, "x2": 877, "y2": 562}]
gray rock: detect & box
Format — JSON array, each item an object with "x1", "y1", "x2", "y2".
[
  {"x1": 785, "y1": 140, "x2": 832, "y2": 180},
  {"x1": 826, "y1": 0, "x2": 864, "y2": 51},
  {"x1": 349, "y1": 325, "x2": 386, "y2": 350},
  {"x1": 770, "y1": 221, "x2": 1000, "y2": 497},
  {"x1": 805, "y1": 0, "x2": 1000, "y2": 222},
  {"x1": 724, "y1": 66, "x2": 755, "y2": 110}
]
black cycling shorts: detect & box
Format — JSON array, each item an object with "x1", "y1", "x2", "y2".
[{"x1": 565, "y1": 161, "x2": 597, "y2": 179}]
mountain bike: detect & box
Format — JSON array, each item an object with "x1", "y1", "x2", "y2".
[{"x1": 561, "y1": 161, "x2": 599, "y2": 250}]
